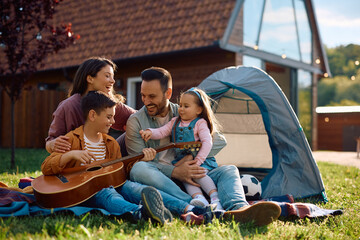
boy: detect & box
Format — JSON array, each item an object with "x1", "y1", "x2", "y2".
[{"x1": 41, "y1": 91, "x2": 172, "y2": 224}]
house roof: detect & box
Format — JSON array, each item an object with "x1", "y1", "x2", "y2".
[{"x1": 43, "y1": 0, "x2": 235, "y2": 70}]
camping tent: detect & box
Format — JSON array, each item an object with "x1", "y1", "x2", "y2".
[{"x1": 197, "y1": 66, "x2": 327, "y2": 201}]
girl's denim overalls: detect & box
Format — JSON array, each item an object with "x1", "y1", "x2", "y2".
[{"x1": 171, "y1": 117, "x2": 218, "y2": 171}]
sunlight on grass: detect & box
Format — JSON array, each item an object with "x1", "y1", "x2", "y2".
[
  {"x1": 0, "y1": 149, "x2": 359, "y2": 239},
  {"x1": 0, "y1": 148, "x2": 49, "y2": 174}
]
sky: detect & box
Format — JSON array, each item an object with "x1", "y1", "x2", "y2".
[{"x1": 312, "y1": 0, "x2": 360, "y2": 48}]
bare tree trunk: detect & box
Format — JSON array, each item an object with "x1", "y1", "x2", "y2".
[
  {"x1": 10, "y1": 97, "x2": 15, "y2": 169},
  {"x1": 0, "y1": 87, "x2": 2, "y2": 148}
]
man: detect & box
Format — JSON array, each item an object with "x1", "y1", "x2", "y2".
[{"x1": 125, "y1": 67, "x2": 281, "y2": 226}]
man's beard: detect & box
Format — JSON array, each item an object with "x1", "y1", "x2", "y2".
[{"x1": 146, "y1": 97, "x2": 167, "y2": 117}]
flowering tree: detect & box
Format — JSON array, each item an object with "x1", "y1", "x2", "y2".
[{"x1": 0, "y1": 0, "x2": 80, "y2": 169}]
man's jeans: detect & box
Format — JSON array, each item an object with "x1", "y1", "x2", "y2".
[
  {"x1": 119, "y1": 180, "x2": 189, "y2": 215},
  {"x1": 130, "y1": 161, "x2": 248, "y2": 211}
]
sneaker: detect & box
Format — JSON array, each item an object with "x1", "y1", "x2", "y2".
[
  {"x1": 185, "y1": 205, "x2": 223, "y2": 224},
  {"x1": 180, "y1": 212, "x2": 205, "y2": 225},
  {"x1": 164, "y1": 208, "x2": 173, "y2": 222},
  {"x1": 190, "y1": 195, "x2": 209, "y2": 207},
  {"x1": 191, "y1": 204, "x2": 215, "y2": 216},
  {"x1": 141, "y1": 186, "x2": 172, "y2": 224},
  {"x1": 223, "y1": 202, "x2": 281, "y2": 226}
]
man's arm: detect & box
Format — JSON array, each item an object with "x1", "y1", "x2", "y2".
[
  {"x1": 126, "y1": 114, "x2": 178, "y2": 177},
  {"x1": 208, "y1": 131, "x2": 227, "y2": 157},
  {"x1": 125, "y1": 115, "x2": 148, "y2": 155}
]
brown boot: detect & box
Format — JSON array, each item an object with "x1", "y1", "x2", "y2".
[{"x1": 223, "y1": 202, "x2": 281, "y2": 226}]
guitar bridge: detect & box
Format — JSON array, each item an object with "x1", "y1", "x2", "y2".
[{"x1": 56, "y1": 174, "x2": 69, "y2": 183}]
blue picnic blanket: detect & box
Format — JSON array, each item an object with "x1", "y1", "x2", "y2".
[
  {"x1": 248, "y1": 195, "x2": 343, "y2": 218},
  {"x1": 0, "y1": 188, "x2": 122, "y2": 217},
  {"x1": 0, "y1": 188, "x2": 343, "y2": 218}
]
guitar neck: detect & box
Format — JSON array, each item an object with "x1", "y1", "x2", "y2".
[{"x1": 102, "y1": 141, "x2": 201, "y2": 168}]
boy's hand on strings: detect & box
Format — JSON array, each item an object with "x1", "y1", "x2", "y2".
[
  {"x1": 140, "y1": 148, "x2": 156, "y2": 161},
  {"x1": 139, "y1": 129, "x2": 152, "y2": 142},
  {"x1": 70, "y1": 150, "x2": 96, "y2": 165},
  {"x1": 60, "y1": 150, "x2": 97, "y2": 166}
]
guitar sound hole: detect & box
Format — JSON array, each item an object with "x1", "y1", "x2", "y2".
[{"x1": 87, "y1": 166, "x2": 102, "y2": 172}]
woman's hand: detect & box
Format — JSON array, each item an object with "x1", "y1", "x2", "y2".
[
  {"x1": 140, "y1": 148, "x2": 156, "y2": 162},
  {"x1": 139, "y1": 129, "x2": 152, "y2": 142},
  {"x1": 46, "y1": 136, "x2": 71, "y2": 153}
]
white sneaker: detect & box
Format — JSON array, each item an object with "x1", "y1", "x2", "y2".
[
  {"x1": 211, "y1": 200, "x2": 224, "y2": 211},
  {"x1": 190, "y1": 195, "x2": 209, "y2": 207}
]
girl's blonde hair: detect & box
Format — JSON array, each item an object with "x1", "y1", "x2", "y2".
[{"x1": 181, "y1": 87, "x2": 221, "y2": 135}]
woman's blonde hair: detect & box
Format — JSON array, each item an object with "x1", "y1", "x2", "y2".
[{"x1": 181, "y1": 87, "x2": 221, "y2": 135}]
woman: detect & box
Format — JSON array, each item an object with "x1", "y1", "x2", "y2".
[{"x1": 46, "y1": 57, "x2": 136, "y2": 153}]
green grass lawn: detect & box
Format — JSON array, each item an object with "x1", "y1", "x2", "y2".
[{"x1": 0, "y1": 148, "x2": 359, "y2": 239}]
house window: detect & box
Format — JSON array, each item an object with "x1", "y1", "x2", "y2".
[
  {"x1": 243, "y1": 55, "x2": 263, "y2": 70},
  {"x1": 243, "y1": 0, "x2": 264, "y2": 47},
  {"x1": 37, "y1": 83, "x2": 59, "y2": 90},
  {"x1": 127, "y1": 77, "x2": 143, "y2": 110},
  {"x1": 294, "y1": 0, "x2": 312, "y2": 64},
  {"x1": 297, "y1": 69, "x2": 312, "y2": 142},
  {"x1": 259, "y1": 0, "x2": 300, "y2": 60},
  {"x1": 243, "y1": 0, "x2": 312, "y2": 63}
]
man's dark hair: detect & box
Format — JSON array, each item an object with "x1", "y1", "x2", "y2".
[
  {"x1": 81, "y1": 91, "x2": 117, "y2": 120},
  {"x1": 141, "y1": 67, "x2": 172, "y2": 92}
]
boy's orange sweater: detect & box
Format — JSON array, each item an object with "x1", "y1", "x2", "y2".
[{"x1": 41, "y1": 125, "x2": 122, "y2": 175}]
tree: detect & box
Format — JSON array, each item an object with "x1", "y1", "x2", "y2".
[
  {"x1": 319, "y1": 44, "x2": 360, "y2": 107},
  {"x1": 318, "y1": 75, "x2": 360, "y2": 106},
  {"x1": 326, "y1": 44, "x2": 360, "y2": 78},
  {"x1": 0, "y1": 0, "x2": 79, "y2": 169}
]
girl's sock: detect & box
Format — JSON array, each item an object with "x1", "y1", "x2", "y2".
[
  {"x1": 186, "y1": 205, "x2": 194, "y2": 213},
  {"x1": 210, "y1": 192, "x2": 224, "y2": 210}
]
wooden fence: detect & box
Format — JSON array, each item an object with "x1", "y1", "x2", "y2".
[{"x1": 1, "y1": 88, "x2": 66, "y2": 148}]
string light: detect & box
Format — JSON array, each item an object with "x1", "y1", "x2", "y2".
[
  {"x1": 281, "y1": 54, "x2": 286, "y2": 59},
  {"x1": 315, "y1": 58, "x2": 321, "y2": 64},
  {"x1": 355, "y1": 60, "x2": 359, "y2": 66},
  {"x1": 324, "y1": 73, "x2": 329, "y2": 78},
  {"x1": 351, "y1": 76, "x2": 355, "y2": 81},
  {"x1": 253, "y1": 45, "x2": 259, "y2": 50}
]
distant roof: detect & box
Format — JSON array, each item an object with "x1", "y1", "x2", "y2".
[
  {"x1": 316, "y1": 106, "x2": 360, "y2": 113},
  {"x1": 43, "y1": 0, "x2": 235, "y2": 70}
]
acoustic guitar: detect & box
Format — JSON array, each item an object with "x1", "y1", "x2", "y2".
[{"x1": 32, "y1": 141, "x2": 201, "y2": 208}]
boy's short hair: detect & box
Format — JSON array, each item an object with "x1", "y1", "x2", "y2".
[{"x1": 81, "y1": 91, "x2": 117, "y2": 120}]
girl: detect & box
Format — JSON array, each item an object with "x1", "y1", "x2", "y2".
[
  {"x1": 140, "y1": 87, "x2": 224, "y2": 210},
  {"x1": 46, "y1": 57, "x2": 136, "y2": 154}
]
